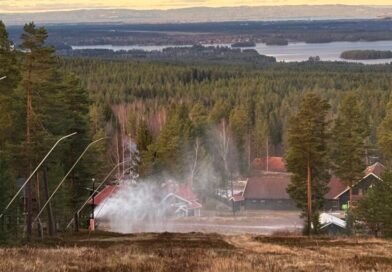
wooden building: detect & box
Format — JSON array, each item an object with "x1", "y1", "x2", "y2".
[
  {"x1": 236, "y1": 158, "x2": 385, "y2": 211},
  {"x1": 243, "y1": 171, "x2": 296, "y2": 210},
  {"x1": 326, "y1": 162, "x2": 385, "y2": 209}
]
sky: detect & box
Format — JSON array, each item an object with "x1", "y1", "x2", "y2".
[{"x1": 0, "y1": 0, "x2": 391, "y2": 13}]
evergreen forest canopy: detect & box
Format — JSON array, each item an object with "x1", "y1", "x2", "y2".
[
  {"x1": 2, "y1": 21, "x2": 392, "y2": 238},
  {"x1": 341, "y1": 50, "x2": 392, "y2": 60},
  {"x1": 60, "y1": 57, "x2": 392, "y2": 165}
]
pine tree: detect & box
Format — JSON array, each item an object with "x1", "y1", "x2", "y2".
[
  {"x1": 332, "y1": 92, "x2": 368, "y2": 206},
  {"x1": 378, "y1": 93, "x2": 392, "y2": 164},
  {"x1": 0, "y1": 20, "x2": 21, "y2": 146},
  {"x1": 286, "y1": 93, "x2": 330, "y2": 235},
  {"x1": 19, "y1": 22, "x2": 58, "y2": 236},
  {"x1": 20, "y1": 22, "x2": 57, "y2": 166}
]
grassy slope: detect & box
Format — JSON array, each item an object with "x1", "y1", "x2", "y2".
[{"x1": 1, "y1": 232, "x2": 392, "y2": 271}]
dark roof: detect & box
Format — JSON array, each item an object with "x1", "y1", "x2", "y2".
[
  {"x1": 243, "y1": 172, "x2": 291, "y2": 199},
  {"x1": 244, "y1": 162, "x2": 385, "y2": 201},
  {"x1": 328, "y1": 162, "x2": 385, "y2": 199},
  {"x1": 251, "y1": 157, "x2": 286, "y2": 172}
]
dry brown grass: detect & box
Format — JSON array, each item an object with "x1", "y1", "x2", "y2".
[{"x1": 1, "y1": 231, "x2": 392, "y2": 271}]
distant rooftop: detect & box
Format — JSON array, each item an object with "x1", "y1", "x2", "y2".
[{"x1": 252, "y1": 157, "x2": 286, "y2": 173}]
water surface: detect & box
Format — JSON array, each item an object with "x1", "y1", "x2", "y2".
[{"x1": 72, "y1": 41, "x2": 392, "y2": 64}]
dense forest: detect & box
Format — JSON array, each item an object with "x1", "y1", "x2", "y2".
[
  {"x1": 341, "y1": 50, "x2": 392, "y2": 60},
  {"x1": 59, "y1": 45, "x2": 276, "y2": 66},
  {"x1": 2, "y1": 20, "x2": 392, "y2": 238},
  {"x1": 60, "y1": 57, "x2": 392, "y2": 161}
]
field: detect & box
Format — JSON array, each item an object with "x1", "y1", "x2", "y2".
[{"x1": 1, "y1": 231, "x2": 392, "y2": 272}]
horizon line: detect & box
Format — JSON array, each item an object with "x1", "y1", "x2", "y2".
[{"x1": 1, "y1": 4, "x2": 392, "y2": 15}]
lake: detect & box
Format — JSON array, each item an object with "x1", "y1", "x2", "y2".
[{"x1": 72, "y1": 41, "x2": 392, "y2": 64}]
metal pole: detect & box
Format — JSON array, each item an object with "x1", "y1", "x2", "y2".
[
  {"x1": 32, "y1": 137, "x2": 106, "y2": 223},
  {"x1": 65, "y1": 160, "x2": 128, "y2": 230},
  {"x1": 89, "y1": 178, "x2": 96, "y2": 231},
  {"x1": 307, "y1": 159, "x2": 312, "y2": 235},
  {"x1": 0, "y1": 132, "x2": 77, "y2": 219},
  {"x1": 91, "y1": 178, "x2": 95, "y2": 220}
]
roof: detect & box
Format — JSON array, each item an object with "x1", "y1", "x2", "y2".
[
  {"x1": 243, "y1": 172, "x2": 291, "y2": 199},
  {"x1": 162, "y1": 180, "x2": 202, "y2": 210},
  {"x1": 176, "y1": 184, "x2": 197, "y2": 201},
  {"x1": 188, "y1": 200, "x2": 203, "y2": 209},
  {"x1": 163, "y1": 192, "x2": 203, "y2": 210},
  {"x1": 332, "y1": 162, "x2": 385, "y2": 199},
  {"x1": 326, "y1": 162, "x2": 385, "y2": 199},
  {"x1": 89, "y1": 185, "x2": 119, "y2": 206},
  {"x1": 325, "y1": 176, "x2": 347, "y2": 199},
  {"x1": 320, "y1": 212, "x2": 346, "y2": 229},
  {"x1": 252, "y1": 157, "x2": 286, "y2": 172},
  {"x1": 365, "y1": 162, "x2": 385, "y2": 178}
]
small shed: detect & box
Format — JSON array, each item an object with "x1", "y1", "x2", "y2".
[{"x1": 320, "y1": 212, "x2": 347, "y2": 235}]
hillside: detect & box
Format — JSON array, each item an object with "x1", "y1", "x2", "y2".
[{"x1": 2, "y1": 5, "x2": 392, "y2": 25}]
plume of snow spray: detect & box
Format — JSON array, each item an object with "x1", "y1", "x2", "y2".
[{"x1": 94, "y1": 182, "x2": 171, "y2": 233}]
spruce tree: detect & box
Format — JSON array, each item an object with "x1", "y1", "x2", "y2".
[
  {"x1": 142, "y1": 105, "x2": 193, "y2": 179},
  {"x1": 354, "y1": 171, "x2": 392, "y2": 237},
  {"x1": 229, "y1": 104, "x2": 249, "y2": 175},
  {"x1": 136, "y1": 121, "x2": 153, "y2": 153},
  {"x1": 332, "y1": 92, "x2": 368, "y2": 206},
  {"x1": 286, "y1": 93, "x2": 330, "y2": 235}
]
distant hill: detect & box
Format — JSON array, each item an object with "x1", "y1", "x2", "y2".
[{"x1": 2, "y1": 5, "x2": 392, "y2": 25}]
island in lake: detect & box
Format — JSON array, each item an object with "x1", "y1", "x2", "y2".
[
  {"x1": 341, "y1": 50, "x2": 392, "y2": 60},
  {"x1": 264, "y1": 37, "x2": 289, "y2": 46},
  {"x1": 231, "y1": 41, "x2": 256, "y2": 47}
]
